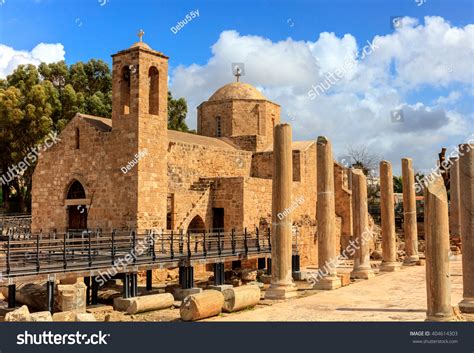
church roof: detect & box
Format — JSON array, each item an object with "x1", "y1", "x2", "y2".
[
  {"x1": 263, "y1": 140, "x2": 316, "y2": 152},
  {"x1": 167, "y1": 130, "x2": 237, "y2": 150},
  {"x1": 78, "y1": 113, "x2": 237, "y2": 150},
  {"x1": 78, "y1": 114, "x2": 112, "y2": 132},
  {"x1": 208, "y1": 82, "x2": 267, "y2": 102}
]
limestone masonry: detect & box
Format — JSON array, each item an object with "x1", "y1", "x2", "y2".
[{"x1": 31, "y1": 40, "x2": 353, "y2": 268}]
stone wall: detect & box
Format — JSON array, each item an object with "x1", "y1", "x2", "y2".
[
  {"x1": 334, "y1": 162, "x2": 353, "y2": 251},
  {"x1": 251, "y1": 150, "x2": 302, "y2": 181},
  {"x1": 197, "y1": 99, "x2": 280, "y2": 152}
]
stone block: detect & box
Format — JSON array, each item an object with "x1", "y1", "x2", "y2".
[
  {"x1": 52, "y1": 310, "x2": 76, "y2": 322},
  {"x1": 338, "y1": 273, "x2": 351, "y2": 287},
  {"x1": 75, "y1": 313, "x2": 96, "y2": 322},
  {"x1": 57, "y1": 282, "x2": 87, "y2": 313},
  {"x1": 312, "y1": 276, "x2": 342, "y2": 290},
  {"x1": 4, "y1": 305, "x2": 31, "y2": 322},
  {"x1": 30, "y1": 311, "x2": 53, "y2": 322},
  {"x1": 87, "y1": 305, "x2": 114, "y2": 314},
  {"x1": 173, "y1": 287, "x2": 202, "y2": 301}
]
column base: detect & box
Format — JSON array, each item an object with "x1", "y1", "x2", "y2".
[
  {"x1": 380, "y1": 262, "x2": 401, "y2": 272},
  {"x1": 264, "y1": 284, "x2": 297, "y2": 300},
  {"x1": 292, "y1": 271, "x2": 310, "y2": 281},
  {"x1": 312, "y1": 275, "x2": 341, "y2": 290},
  {"x1": 459, "y1": 298, "x2": 474, "y2": 313},
  {"x1": 425, "y1": 313, "x2": 456, "y2": 322},
  {"x1": 403, "y1": 256, "x2": 420, "y2": 266},
  {"x1": 351, "y1": 268, "x2": 375, "y2": 280}
]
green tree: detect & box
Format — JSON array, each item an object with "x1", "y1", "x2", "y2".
[
  {"x1": 168, "y1": 91, "x2": 191, "y2": 132},
  {"x1": 1, "y1": 61, "x2": 191, "y2": 212},
  {"x1": 393, "y1": 176, "x2": 403, "y2": 193},
  {"x1": 0, "y1": 60, "x2": 112, "y2": 212}
]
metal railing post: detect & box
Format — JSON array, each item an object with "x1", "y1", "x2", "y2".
[
  {"x1": 111, "y1": 230, "x2": 116, "y2": 265},
  {"x1": 36, "y1": 233, "x2": 40, "y2": 272},
  {"x1": 203, "y1": 230, "x2": 207, "y2": 257},
  {"x1": 256, "y1": 227, "x2": 261, "y2": 253},
  {"x1": 231, "y1": 228, "x2": 236, "y2": 254},
  {"x1": 170, "y1": 231, "x2": 174, "y2": 260},
  {"x1": 131, "y1": 230, "x2": 136, "y2": 264},
  {"x1": 187, "y1": 231, "x2": 191, "y2": 259},
  {"x1": 244, "y1": 228, "x2": 248, "y2": 255},
  {"x1": 217, "y1": 230, "x2": 222, "y2": 256},
  {"x1": 88, "y1": 230, "x2": 92, "y2": 267},
  {"x1": 6, "y1": 233, "x2": 10, "y2": 275},
  {"x1": 63, "y1": 233, "x2": 67, "y2": 269},
  {"x1": 151, "y1": 230, "x2": 156, "y2": 261}
]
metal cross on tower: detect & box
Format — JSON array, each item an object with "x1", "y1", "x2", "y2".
[
  {"x1": 138, "y1": 29, "x2": 145, "y2": 42},
  {"x1": 234, "y1": 66, "x2": 242, "y2": 82}
]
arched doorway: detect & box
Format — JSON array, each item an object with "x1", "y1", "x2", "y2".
[
  {"x1": 66, "y1": 180, "x2": 88, "y2": 230},
  {"x1": 187, "y1": 215, "x2": 205, "y2": 234}
]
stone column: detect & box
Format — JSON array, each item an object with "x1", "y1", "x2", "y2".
[
  {"x1": 265, "y1": 124, "x2": 297, "y2": 300},
  {"x1": 402, "y1": 158, "x2": 419, "y2": 265},
  {"x1": 379, "y1": 161, "x2": 400, "y2": 272},
  {"x1": 350, "y1": 169, "x2": 375, "y2": 279},
  {"x1": 424, "y1": 176, "x2": 454, "y2": 321},
  {"x1": 459, "y1": 144, "x2": 474, "y2": 313},
  {"x1": 313, "y1": 136, "x2": 341, "y2": 290},
  {"x1": 449, "y1": 157, "x2": 461, "y2": 238}
]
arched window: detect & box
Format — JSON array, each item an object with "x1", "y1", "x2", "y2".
[
  {"x1": 120, "y1": 66, "x2": 131, "y2": 115},
  {"x1": 67, "y1": 180, "x2": 86, "y2": 199},
  {"x1": 75, "y1": 128, "x2": 80, "y2": 149},
  {"x1": 215, "y1": 117, "x2": 222, "y2": 137},
  {"x1": 148, "y1": 66, "x2": 159, "y2": 115}
]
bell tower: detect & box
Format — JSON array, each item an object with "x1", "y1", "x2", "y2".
[
  {"x1": 110, "y1": 31, "x2": 169, "y2": 231},
  {"x1": 111, "y1": 29, "x2": 168, "y2": 126}
]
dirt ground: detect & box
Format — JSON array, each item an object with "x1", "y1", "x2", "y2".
[
  {"x1": 207, "y1": 256, "x2": 469, "y2": 322},
  {"x1": 104, "y1": 255, "x2": 470, "y2": 322},
  {"x1": 1, "y1": 256, "x2": 470, "y2": 322}
]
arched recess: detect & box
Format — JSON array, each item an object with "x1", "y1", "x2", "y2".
[
  {"x1": 148, "y1": 66, "x2": 159, "y2": 115},
  {"x1": 67, "y1": 180, "x2": 86, "y2": 199},
  {"x1": 121, "y1": 66, "x2": 131, "y2": 115},
  {"x1": 187, "y1": 215, "x2": 206, "y2": 234},
  {"x1": 65, "y1": 179, "x2": 88, "y2": 230}
]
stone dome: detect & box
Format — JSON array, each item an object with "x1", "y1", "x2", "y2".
[
  {"x1": 130, "y1": 41, "x2": 151, "y2": 50},
  {"x1": 208, "y1": 82, "x2": 266, "y2": 101}
]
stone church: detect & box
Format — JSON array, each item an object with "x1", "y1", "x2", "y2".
[{"x1": 31, "y1": 39, "x2": 352, "y2": 266}]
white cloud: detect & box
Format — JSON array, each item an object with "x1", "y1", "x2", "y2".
[
  {"x1": 170, "y1": 16, "x2": 473, "y2": 174},
  {"x1": 0, "y1": 43, "x2": 65, "y2": 78}
]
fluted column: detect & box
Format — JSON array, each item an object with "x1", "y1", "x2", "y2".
[
  {"x1": 459, "y1": 144, "x2": 474, "y2": 313},
  {"x1": 313, "y1": 136, "x2": 341, "y2": 290},
  {"x1": 380, "y1": 161, "x2": 400, "y2": 272},
  {"x1": 402, "y1": 158, "x2": 419, "y2": 265},
  {"x1": 350, "y1": 169, "x2": 375, "y2": 279},
  {"x1": 424, "y1": 176, "x2": 454, "y2": 321},
  {"x1": 265, "y1": 124, "x2": 297, "y2": 300}
]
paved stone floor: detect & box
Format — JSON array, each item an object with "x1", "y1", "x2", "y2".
[{"x1": 208, "y1": 256, "x2": 468, "y2": 322}]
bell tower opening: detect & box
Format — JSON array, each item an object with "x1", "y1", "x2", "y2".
[
  {"x1": 149, "y1": 66, "x2": 159, "y2": 115},
  {"x1": 120, "y1": 65, "x2": 131, "y2": 115}
]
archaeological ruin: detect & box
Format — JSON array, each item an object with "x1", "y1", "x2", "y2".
[{"x1": 0, "y1": 38, "x2": 472, "y2": 324}]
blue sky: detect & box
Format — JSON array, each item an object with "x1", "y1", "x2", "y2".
[
  {"x1": 1, "y1": 0, "x2": 471, "y2": 68},
  {"x1": 0, "y1": 0, "x2": 473, "y2": 174}
]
